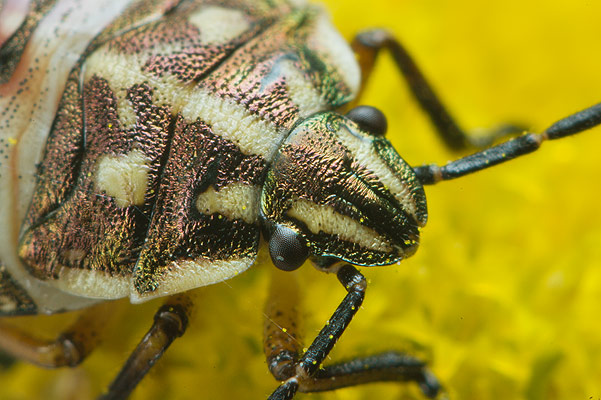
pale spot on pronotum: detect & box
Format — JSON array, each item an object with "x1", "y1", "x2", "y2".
[
  {"x1": 189, "y1": 6, "x2": 250, "y2": 44},
  {"x1": 279, "y1": 59, "x2": 326, "y2": 117},
  {"x1": 95, "y1": 149, "x2": 150, "y2": 207},
  {"x1": 195, "y1": 184, "x2": 260, "y2": 224}
]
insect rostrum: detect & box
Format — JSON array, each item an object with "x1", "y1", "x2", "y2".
[{"x1": 0, "y1": 0, "x2": 600, "y2": 399}]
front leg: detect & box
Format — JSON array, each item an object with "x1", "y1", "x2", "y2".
[{"x1": 264, "y1": 265, "x2": 440, "y2": 399}]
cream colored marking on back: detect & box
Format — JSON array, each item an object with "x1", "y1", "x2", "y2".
[
  {"x1": 288, "y1": 199, "x2": 392, "y2": 252},
  {"x1": 279, "y1": 59, "x2": 327, "y2": 117},
  {"x1": 180, "y1": 89, "x2": 285, "y2": 159},
  {"x1": 195, "y1": 184, "x2": 260, "y2": 224},
  {"x1": 335, "y1": 126, "x2": 421, "y2": 222},
  {"x1": 0, "y1": 0, "x2": 133, "y2": 314},
  {"x1": 306, "y1": 12, "x2": 361, "y2": 96},
  {"x1": 85, "y1": 50, "x2": 285, "y2": 160},
  {"x1": 189, "y1": 6, "x2": 250, "y2": 45},
  {"x1": 95, "y1": 149, "x2": 151, "y2": 207},
  {"x1": 131, "y1": 257, "x2": 254, "y2": 303},
  {"x1": 86, "y1": 52, "x2": 148, "y2": 130},
  {"x1": 116, "y1": 93, "x2": 138, "y2": 129}
]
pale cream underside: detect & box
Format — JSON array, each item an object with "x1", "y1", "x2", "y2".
[
  {"x1": 54, "y1": 268, "x2": 131, "y2": 299},
  {"x1": 131, "y1": 257, "x2": 254, "y2": 303},
  {"x1": 51, "y1": 256, "x2": 256, "y2": 303},
  {"x1": 287, "y1": 199, "x2": 393, "y2": 252}
]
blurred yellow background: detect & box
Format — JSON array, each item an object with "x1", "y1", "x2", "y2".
[{"x1": 1, "y1": 0, "x2": 600, "y2": 399}]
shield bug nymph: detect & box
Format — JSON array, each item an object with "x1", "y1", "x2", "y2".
[{"x1": 1, "y1": 0, "x2": 600, "y2": 399}]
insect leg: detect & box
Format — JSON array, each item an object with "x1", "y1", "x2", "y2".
[
  {"x1": 98, "y1": 293, "x2": 193, "y2": 400},
  {"x1": 265, "y1": 266, "x2": 439, "y2": 399},
  {"x1": 264, "y1": 268, "x2": 303, "y2": 399},
  {"x1": 0, "y1": 301, "x2": 117, "y2": 368},
  {"x1": 352, "y1": 29, "x2": 523, "y2": 150},
  {"x1": 414, "y1": 102, "x2": 601, "y2": 184}
]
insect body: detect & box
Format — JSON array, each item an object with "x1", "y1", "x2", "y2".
[
  {"x1": 1, "y1": 0, "x2": 366, "y2": 309},
  {"x1": 1, "y1": 0, "x2": 600, "y2": 399}
]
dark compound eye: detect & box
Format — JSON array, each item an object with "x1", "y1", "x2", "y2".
[
  {"x1": 269, "y1": 225, "x2": 309, "y2": 271},
  {"x1": 346, "y1": 105, "x2": 388, "y2": 136}
]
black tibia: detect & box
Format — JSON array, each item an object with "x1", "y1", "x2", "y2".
[
  {"x1": 264, "y1": 266, "x2": 440, "y2": 400},
  {"x1": 415, "y1": 102, "x2": 601, "y2": 185},
  {"x1": 310, "y1": 352, "x2": 440, "y2": 397},
  {"x1": 352, "y1": 29, "x2": 523, "y2": 150},
  {"x1": 0, "y1": 301, "x2": 117, "y2": 368},
  {"x1": 545, "y1": 102, "x2": 601, "y2": 138},
  {"x1": 98, "y1": 294, "x2": 193, "y2": 400}
]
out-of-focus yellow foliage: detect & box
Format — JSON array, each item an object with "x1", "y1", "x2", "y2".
[{"x1": 1, "y1": 1, "x2": 600, "y2": 400}]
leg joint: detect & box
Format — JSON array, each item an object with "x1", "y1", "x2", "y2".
[
  {"x1": 337, "y1": 264, "x2": 366, "y2": 293},
  {"x1": 55, "y1": 332, "x2": 84, "y2": 367},
  {"x1": 267, "y1": 349, "x2": 298, "y2": 381},
  {"x1": 355, "y1": 29, "x2": 392, "y2": 49},
  {"x1": 154, "y1": 304, "x2": 188, "y2": 338}
]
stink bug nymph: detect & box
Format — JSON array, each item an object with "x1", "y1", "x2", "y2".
[{"x1": 1, "y1": 0, "x2": 600, "y2": 399}]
